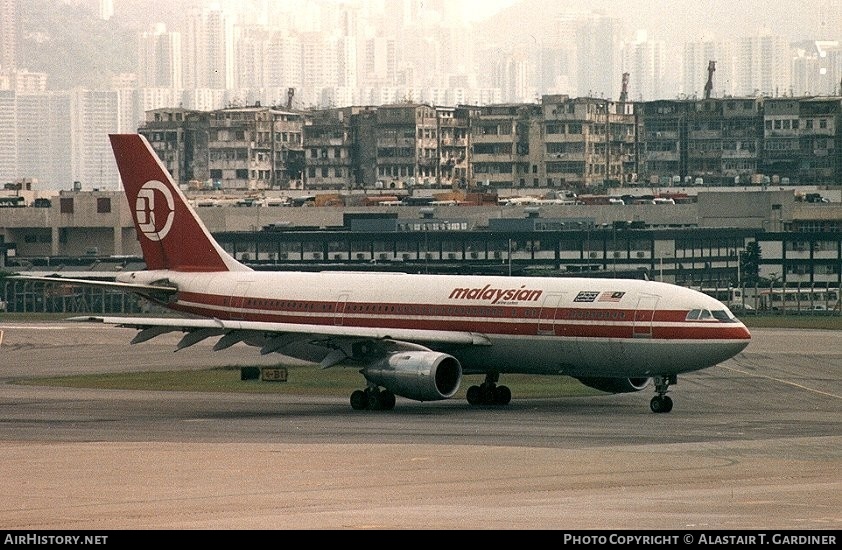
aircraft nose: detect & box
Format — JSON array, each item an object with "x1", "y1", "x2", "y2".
[{"x1": 729, "y1": 324, "x2": 752, "y2": 356}]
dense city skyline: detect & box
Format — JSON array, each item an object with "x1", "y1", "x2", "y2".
[
  {"x1": 12, "y1": 0, "x2": 842, "y2": 99},
  {"x1": 0, "y1": 0, "x2": 840, "y2": 190}
]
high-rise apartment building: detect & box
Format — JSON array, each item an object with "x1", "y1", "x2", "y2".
[
  {"x1": 15, "y1": 92, "x2": 74, "y2": 188},
  {"x1": 268, "y1": 33, "x2": 302, "y2": 92},
  {"x1": 0, "y1": 0, "x2": 15, "y2": 72},
  {"x1": 622, "y1": 31, "x2": 666, "y2": 101},
  {"x1": 182, "y1": 6, "x2": 236, "y2": 91},
  {"x1": 0, "y1": 90, "x2": 16, "y2": 180},
  {"x1": 683, "y1": 39, "x2": 737, "y2": 98},
  {"x1": 738, "y1": 33, "x2": 792, "y2": 97},
  {"x1": 792, "y1": 41, "x2": 842, "y2": 96},
  {"x1": 576, "y1": 13, "x2": 621, "y2": 99},
  {"x1": 235, "y1": 26, "x2": 272, "y2": 90},
  {"x1": 362, "y1": 37, "x2": 397, "y2": 87},
  {"x1": 300, "y1": 32, "x2": 339, "y2": 105},
  {"x1": 138, "y1": 24, "x2": 183, "y2": 89},
  {"x1": 70, "y1": 89, "x2": 120, "y2": 189},
  {"x1": 206, "y1": 7, "x2": 236, "y2": 90},
  {"x1": 98, "y1": 0, "x2": 113, "y2": 21}
]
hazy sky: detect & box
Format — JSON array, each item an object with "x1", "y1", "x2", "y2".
[{"x1": 458, "y1": 0, "x2": 518, "y2": 20}]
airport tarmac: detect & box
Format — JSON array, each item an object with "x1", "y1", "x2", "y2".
[{"x1": 0, "y1": 322, "x2": 840, "y2": 530}]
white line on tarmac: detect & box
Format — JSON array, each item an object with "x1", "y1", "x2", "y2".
[
  {"x1": 0, "y1": 325, "x2": 69, "y2": 330},
  {"x1": 722, "y1": 365, "x2": 842, "y2": 400}
]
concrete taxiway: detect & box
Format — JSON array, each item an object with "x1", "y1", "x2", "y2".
[{"x1": 0, "y1": 321, "x2": 840, "y2": 529}]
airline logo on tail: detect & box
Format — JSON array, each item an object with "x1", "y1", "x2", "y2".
[
  {"x1": 109, "y1": 133, "x2": 251, "y2": 273},
  {"x1": 135, "y1": 180, "x2": 175, "y2": 242}
]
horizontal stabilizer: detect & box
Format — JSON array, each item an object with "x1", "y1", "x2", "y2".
[{"x1": 9, "y1": 275, "x2": 177, "y2": 298}]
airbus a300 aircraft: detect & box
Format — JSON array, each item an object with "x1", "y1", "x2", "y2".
[{"x1": 21, "y1": 134, "x2": 752, "y2": 413}]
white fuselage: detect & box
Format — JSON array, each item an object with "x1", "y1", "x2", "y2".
[{"x1": 118, "y1": 270, "x2": 751, "y2": 378}]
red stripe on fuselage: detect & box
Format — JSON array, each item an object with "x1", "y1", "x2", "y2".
[{"x1": 173, "y1": 291, "x2": 749, "y2": 341}]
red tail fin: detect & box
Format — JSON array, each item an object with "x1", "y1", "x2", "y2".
[{"x1": 110, "y1": 134, "x2": 250, "y2": 273}]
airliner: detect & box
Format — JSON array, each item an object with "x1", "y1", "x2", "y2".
[{"x1": 17, "y1": 134, "x2": 751, "y2": 413}]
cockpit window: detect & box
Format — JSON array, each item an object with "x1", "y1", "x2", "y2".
[
  {"x1": 686, "y1": 308, "x2": 738, "y2": 322},
  {"x1": 712, "y1": 309, "x2": 737, "y2": 322}
]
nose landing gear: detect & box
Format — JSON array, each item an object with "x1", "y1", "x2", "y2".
[{"x1": 650, "y1": 374, "x2": 676, "y2": 413}]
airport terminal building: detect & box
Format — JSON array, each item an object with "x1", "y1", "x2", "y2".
[{"x1": 1, "y1": 187, "x2": 840, "y2": 314}]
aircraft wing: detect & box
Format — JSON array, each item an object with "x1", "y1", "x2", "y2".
[{"x1": 68, "y1": 315, "x2": 492, "y2": 367}]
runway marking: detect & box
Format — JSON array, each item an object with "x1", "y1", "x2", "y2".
[
  {"x1": 0, "y1": 325, "x2": 69, "y2": 330},
  {"x1": 722, "y1": 365, "x2": 842, "y2": 400}
]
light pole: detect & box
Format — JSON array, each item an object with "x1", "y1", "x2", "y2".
[
  {"x1": 659, "y1": 252, "x2": 672, "y2": 282},
  {"x1": 507, "y1": 238, "x2": 512, "y2": 277},
  {"x1": 577, "y1": 221, "x2": 592, "y2": 271}
]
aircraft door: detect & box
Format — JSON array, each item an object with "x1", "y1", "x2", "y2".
[
  {"x1": 229, "y1": 282, "x2": 252, "y2": 320},
  {"x1": 334, "y1": 293, "x2": 350, "y2": 326},
  {"x1": 538, "y1": 293, "x2": 563, "y2": 335},
  {"x1": 633, "y1": 294, "x2": 659, "y2": 338}
]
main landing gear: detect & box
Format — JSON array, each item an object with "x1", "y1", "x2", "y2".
[
  {"x1": 466, "y1": 373, "x2": 511, "y2": 406},
  {"x1": 350, "y1": 385, "x2": 396, "y2": 411},
  {"x1": 650, "y1": 374, "x2": 677, "y2": 413}
]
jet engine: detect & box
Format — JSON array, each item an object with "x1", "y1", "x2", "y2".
[
  {"x1": 363, "y1": 351, "x2": 462, "y2": 402},
  {"x1": 575, "y1": 377, "x2": 651, "y2": 394}
]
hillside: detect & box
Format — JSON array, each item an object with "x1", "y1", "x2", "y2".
[{"x1": 18, "y1": 0, "x2": 136, "y2": 89}]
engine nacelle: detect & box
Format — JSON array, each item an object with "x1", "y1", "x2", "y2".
[
  {"x1": 363, "y1": 351, "x2": 462, "y2": 402},
  {"x1": 576, "y1": 377, "x2": 651, "y2": 394}
]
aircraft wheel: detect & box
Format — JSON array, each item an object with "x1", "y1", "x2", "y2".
[
  {"x1": 494, "y1": 385, "x2": 512, "y2": 405},
  {"x1": 650, "y1": 396, "x2": 663, "y2": 413},
  {"x1": 351, "y1": 390, "x2": 368, "y2": 410},
  {"x1": 367, "y1": 390, "x2": 382, "y2": 410},
  {"x1": 379, "y1": 390, "x2": 396, "y2": 411},
  {"x1": 480, "y1": 384, "x2": 497, "y2": 405},
  {"x1": 466, "y1": 385, "x2": 482, "y2": 405},
  {"x1": 650, "y1": 396, "x2": 673, "y2": 414}
]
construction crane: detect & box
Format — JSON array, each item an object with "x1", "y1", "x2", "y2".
[
  {"x1": 704, "y1": 61, "x2": 716, "y2": 99},
  {"x1": 619, "y1": 72, "x2": 629, "y2": 104}
]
